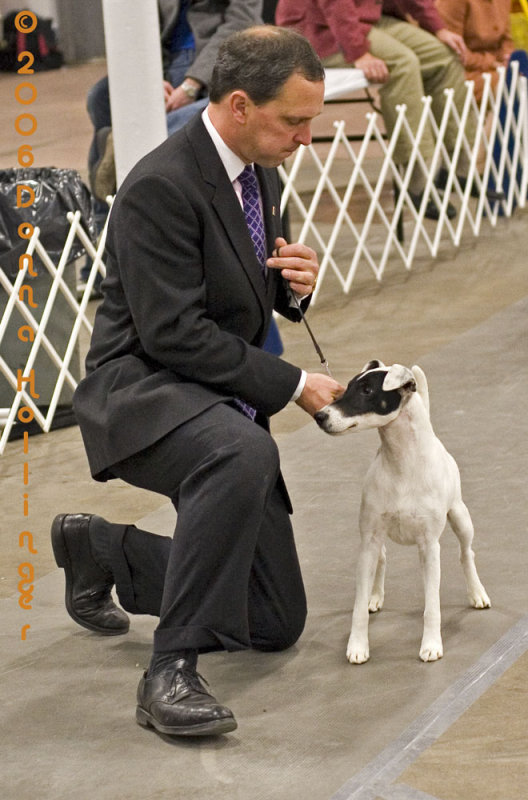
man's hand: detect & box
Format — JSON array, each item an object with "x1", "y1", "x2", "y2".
[
  {"x1": 296, "y1": 373, "x2": 345, "y2": 417},
  {"x1": 267, "y1": 237, "x2": 319, "y2": 297},
  {"x1": 164, "y1": 78, "x2": 202, "y2": 112},
  {"x1": 436, "y1": 29, "x2": 467, "y2": 64},
  {"x1": 165, "y1": 86, "x2": 193, "y2": 112},
  {"x1": 354, "y1": 52, "x2": 389, "y2": 84},
  {"x1": 163, "y1": 80, "x2": 174, "y2": 106}
]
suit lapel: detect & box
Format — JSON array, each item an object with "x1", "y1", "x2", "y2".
[
  {"x1": 212, "y1": 180, "x2": 268, "y2": 303},
  {"x1": 257, "y1": 165, "x2": 283, "y2": 304},
  {"x1": 188, "y1": 119, "x2": 287, "y2": 318},
  {"x1": 189, "y1": 119, "x2": 269, "y2": 312}
]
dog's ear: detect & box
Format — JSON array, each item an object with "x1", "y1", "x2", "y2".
[
  {"x1": 411, "y1": 365, "x2": 429, "y2": 415},
  {"x1": 362, "y1": 359, "x2": 385, "y2": 373},
  {"x1": 382, "y1": 364, "x2": 416, "y2": 393}
]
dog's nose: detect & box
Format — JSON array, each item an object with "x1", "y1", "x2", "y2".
[{"x1": 314, "y1": 410, "x2": 328, "y2": 427}]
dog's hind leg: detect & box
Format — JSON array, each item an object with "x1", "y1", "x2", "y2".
[
  {"x1": 369, "y1": 544, "x2": 386, "y2": 612},
  {"x1": 418, "y1": 538, "x2": 443, "y2": 662},
  {"x1": 448, "y1": 501, "x2": 491, "y2": 609},
  {"x1": 347, "y1": 536, "x2": 382, "y2": 664}
]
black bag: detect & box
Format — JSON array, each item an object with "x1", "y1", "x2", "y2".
[
  {"x1": 0, "y1": 9, "x2": 64, "y2": 72},
  {"x1": 0, "y1": 167, "x2": 96, "y2": 279}
]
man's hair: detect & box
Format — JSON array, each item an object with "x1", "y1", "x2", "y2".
[{"x1": 209, "y1": 25, "x2": 324, "y2": 105}]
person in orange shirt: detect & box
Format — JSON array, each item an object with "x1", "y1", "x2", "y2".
[
  {"x1": 435, "y1": 0, "x2": 515, "y2": 103},
  {"x1": 436, "y1": 0, "x2": 528, "y2": 203}
]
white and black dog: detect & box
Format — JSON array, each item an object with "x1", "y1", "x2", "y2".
[{"x1": 315, "y1": 360, "x2": 490, "y2": 663}]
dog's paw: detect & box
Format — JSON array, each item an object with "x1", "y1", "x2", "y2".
[
  {"x1": 419, "y1": 638, "x2": 443, "y2": 662},
  {"x1": 346, "y1": 635, "x2": 370, "y2": 664},
  {"x1": 469, "y1": 586, "x2": 491, "y2": 609},
  {"x1": 368, "y1": 593, "x2": 384, "y2": 613}
]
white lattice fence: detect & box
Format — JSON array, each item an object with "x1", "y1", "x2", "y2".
[
  {"x1": 0, "y1": 211, "x2": 109, "y2": 452},
  {"x1": 0, "y1": 66, "x2": 526, "y2": 451}
]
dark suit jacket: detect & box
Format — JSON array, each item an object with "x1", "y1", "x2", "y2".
[{"x1": 74, "y1": 114, "x2": 307, "y2": 481}]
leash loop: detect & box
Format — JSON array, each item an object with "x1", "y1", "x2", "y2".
[{"x1": 290, "y1": 290, "x2": 332, "y2": 377}]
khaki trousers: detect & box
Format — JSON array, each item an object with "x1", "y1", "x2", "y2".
[{"x1": 323, "y1": 15, "x2": 474, "y2": 166}]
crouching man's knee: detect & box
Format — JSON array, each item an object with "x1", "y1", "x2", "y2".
[{"x1": 250, "y1": 603, "x2": 307, "y2": 653}]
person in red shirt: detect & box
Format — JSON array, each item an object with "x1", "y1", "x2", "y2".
[{"x1": 276, "y1": 0, "x2": 477, "y2": 218}]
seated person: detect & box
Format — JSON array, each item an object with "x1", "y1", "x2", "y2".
[
  {"x1": 435, "y1": 0, "x2": 516, "y2": 104},
  {"x1": 276, "y1": 0, "x2": 480, "y2": 219},
  {"x1": 436, "y1": 0, "x2": 527, "y2": 202}
]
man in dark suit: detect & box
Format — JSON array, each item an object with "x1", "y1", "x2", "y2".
[{"x1": 51, "y1": 25, "x2": 344, "y2": 738}]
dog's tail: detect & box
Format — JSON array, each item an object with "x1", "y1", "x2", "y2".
[{"x1": 411, "y1": 365, "x2": 430, "y2": 417}]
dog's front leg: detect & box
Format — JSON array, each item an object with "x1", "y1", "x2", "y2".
[
  {"x1": 418, "y1": 538, "x2": 443, "y2": 662},
  {"x1": 347, "y1": 537, "x2": 381, "y2": 664}
]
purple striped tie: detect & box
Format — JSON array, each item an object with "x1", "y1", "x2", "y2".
[
  {"x1": 238, "y1": 165, "x2": 267, "y2": 270},
  {"x1": 232, "y1": 165, "x2": 267, "y2": 421}
]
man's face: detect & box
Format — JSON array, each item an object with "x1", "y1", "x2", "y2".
[{"x1": 239, "y1": 73, "x2": 324, "y2": 167}]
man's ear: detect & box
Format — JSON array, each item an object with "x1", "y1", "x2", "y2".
[{"x1": 230, "y1": 91, "x2": 250, "y2": 124}]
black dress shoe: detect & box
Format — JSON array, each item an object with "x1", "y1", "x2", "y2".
[
  {"x1": 136, "y1": 657, "x2": 237, "y2": 737},
  {"x1": 435, "y1": 167, "x2": 505, "y2": 203},
  {"x1": 51, "y1": 513, "x2": 129, "y2": 636},
  {"x1": 409, "y1": 191, "x2": 457, "y2": 221}
]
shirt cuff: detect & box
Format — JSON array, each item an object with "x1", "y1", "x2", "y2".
[
  {"x1": 291, "y1": 370, "x2": 307, "y2": 402},
  {"x1": 288, "y1": 290, "x2": 304, "y2": 308}
]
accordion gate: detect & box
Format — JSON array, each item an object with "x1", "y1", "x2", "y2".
[{"x1": 1, "y1": 67, "x2": 527, "y2": 452}]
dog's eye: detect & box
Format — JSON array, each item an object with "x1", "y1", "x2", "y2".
[{"x1": 361, "y1": 384, "x2": 373, "y2": 395}]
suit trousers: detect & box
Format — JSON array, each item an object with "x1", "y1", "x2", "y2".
[
  {"x1": 323, "y1": 15, "x2": 475, "y2": 165},
  {"x1": 102, "y1": 402, "x2": 307, "y2": 655}
]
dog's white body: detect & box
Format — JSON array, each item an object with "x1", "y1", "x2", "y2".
[{"x1": 316, "y1": 361, "x2": 490, "y2": 663}]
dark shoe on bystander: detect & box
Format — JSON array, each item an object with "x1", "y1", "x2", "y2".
[
  {"x1": 409, "y1": 190, "x2": 457, "y2": 221},
  {"x1": 435, "y1": 167, "x2": 505, "y2": 203}
]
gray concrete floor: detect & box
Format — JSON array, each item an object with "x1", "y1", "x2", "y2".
[{"x1": 1, "y1": 62, "x2": 528, "y2": 800}]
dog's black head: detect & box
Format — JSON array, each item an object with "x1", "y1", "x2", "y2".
[{"x1": 315, "y1": 360, "x2": 417, "y2": 434}]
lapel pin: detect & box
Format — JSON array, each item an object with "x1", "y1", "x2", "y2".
[{"x1": 272, "y1": 205, "x2": 276, "y2": 216}]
